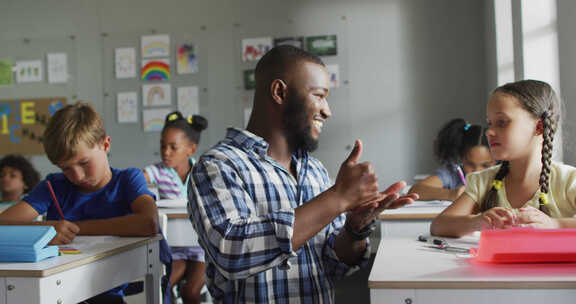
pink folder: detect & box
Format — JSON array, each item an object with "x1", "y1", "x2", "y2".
[{"x1": 471, "y1": 227, "x2": 576, "y2": 263}]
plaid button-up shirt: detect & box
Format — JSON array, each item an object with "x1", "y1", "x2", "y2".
[{"x1": 188, "y1": 128, "x2": 370, "y2": 303}]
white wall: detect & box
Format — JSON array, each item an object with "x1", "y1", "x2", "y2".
[{"x1": 0, "y1": 0, "x2": 488, "y2": 186}]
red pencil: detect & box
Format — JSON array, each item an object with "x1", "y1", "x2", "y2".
[{"x1": 46, "y1": 180, "x2": 66, "y2": 220}]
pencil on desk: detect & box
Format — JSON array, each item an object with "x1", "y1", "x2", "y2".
[{"x1": 46, "y1": 180, "x2": 66, "y2": 220}]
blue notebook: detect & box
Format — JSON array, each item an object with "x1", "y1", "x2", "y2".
[{"x1": 0, "y1": 226, "x2": 59, "y2": 262}]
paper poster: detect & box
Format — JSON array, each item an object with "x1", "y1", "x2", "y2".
[
  {"x1": 143, "y1": 108, "x2": 172, "y2": 132},
  {"x1": 142, "y1": 83, "x2": 171, "y2": 106},
  {"x1": 177, "y1": 43, "x2": 198, "y2": 74},
  {"x1": 141, "y1": 58, "x2": 170, "y2": 81},
  {"x1": 115, "y1": 48, "x2": 136, "y2": 79},
  {"x1": 274, "y1": 37, "x2": 304, "y2": 49},
  {"x1": 306, "y1": 35, "x2": 338, "y2": 56},
  {"x1": 15, "y1": 60, "x2": 43, "y2": 83},
  {"x1": 243, "y1": 70, "x2": 255, "y2": 90},
  {"x1": 47, "y1": 53, "x2": 68, "y2": 83},
  {"x1": 141, "y1": 34, "x2": 170, "y2": 58},
  {"x1": 0, "y1": 97, "x2": 66, "y2": 154},
  {"x1": 241, "y1": 37, "x2": 272, "y2": 62},
  {"x1": 0, "y1": 59, "x2": 13, "y2": 86},
  {"x1": 325, "y1": 64, "x2": 339, "y2": 88},
  {"x1": 177, "y1": 86, "x2": 199, "y2": 117},
  {"x1": 244, "y1": 107, "x2": 252, "y2": 127},
  {"x1": 117, "y1": 92, "x2": 138, "y2": 123}
]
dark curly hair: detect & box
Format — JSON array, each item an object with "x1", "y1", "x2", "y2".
[
  {"x1": 434, "y1": 118, "x2": 488, "y2": 166},
  {"x1": 0, "y1": 154, "x2": 41, "y2": 193}
]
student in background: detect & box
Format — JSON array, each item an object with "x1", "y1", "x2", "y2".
[
  {"x1": 0, "y1": 154, "x2": 40, "y2": 203},
  {"x1": 408, "y1": 118, "x2": 494, "y2": 201},
  {"x1": 0, "y1": 102, "x2": 171, "y2": 304},
  {"x1": 143, "y1": 111, "x2": 207, "y2": 304},
  {"x1": 431, "y1": 80, "x2": 576, "y2": 237}
]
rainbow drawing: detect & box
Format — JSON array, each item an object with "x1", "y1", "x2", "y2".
[
  {"x1": 142, "y1": 83, "x2": 171, "y2": 106},
  {"x1": 143, "y1": 108, "x2": 172, "y2": 132},
  {"x1": 141, "y1": 34, "x2": 170, "y2": 58},
  {"x1": 141, "y1": 59, "x2": 170, "y2": 81}
]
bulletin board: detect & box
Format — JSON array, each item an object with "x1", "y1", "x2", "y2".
[
  {"x1": 100, "y1": 30, "x2": 209, "y2": 169},
  {"x1": 0, "y1": 97, "x2": 67, "y2": 154}
]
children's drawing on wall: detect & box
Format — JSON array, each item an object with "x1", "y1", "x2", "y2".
[
  {"x1": 141, "y1": 34, "x2": 170, "y2": 58},
  {"x1": 274, "y1": 37, "x2": 304, "y2": 49},
  {"x1": 241, "y1": 37, "x2": 272, "y2": 62},
  {"x1": 243, "y1": 70, "x2": 255, "y2": 90},
  {"x1": 325, "y1": 64, "x2": 339, "y2": 88},
  {"x1": 117, "y1": 92, "x2": 138, "y2": 123},
  {"x1": 177, "y1": 86, "x2": 199, "y2": 117},
  {"x1": 141, "y1": 59, "x2": 170, "y2": 81},
  {"x1": 47, "y1": 53, "x2": 68, "y2": 84},
  {"x1": 143, "y1": 108, "x2": 172, "y2": 132},
  {"x1": 306, "y1": 35, "x2": 338, "y2": 56},
  {"x1": 0, "y1": 59, "x2": 13, "y2": 86},
  {"x1": 142, "y1": 83, "x2": 171, "y2": 106},
  {"x1": 15, "y1": 60, "x2": 43, "y2": 83},
  {"x1": 176, "y1": 43, "x2": 198, "y2": 74},
  {"x1": 115, "y1": 48, "x2": 136, "y2": 79},
  {"x1": 0, "y1": 97, "x2": 66, "y2": 154}
]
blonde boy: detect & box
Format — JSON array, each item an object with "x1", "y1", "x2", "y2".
[{"x1": 0, "y1": 102, "x2": 161, "y2": 303}]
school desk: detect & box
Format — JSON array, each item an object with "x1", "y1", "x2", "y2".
[
  {"x1": 158, "y1": 207, "x2": 199, "y2": 247},
  {"x1": 369, "y1": 237, "x2": 576, "y2": 304},
  {"x1": 378, "y1": 200, "x2": 450, "y2": 237},
  {"x1": 0, "y1": 235, "x2": 162, "y2": 304}
]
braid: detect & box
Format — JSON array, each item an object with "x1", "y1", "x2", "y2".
[
  {"x1": 480, "y1": 161, "x2": 510, "y2": 212},
  {"x1": 538, "y1": 112, "x2": 556, "y2": 215}
]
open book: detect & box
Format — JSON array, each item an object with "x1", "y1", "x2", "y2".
[{"x1": 0, "y1": 226, "x2": 59, "y2": 262}]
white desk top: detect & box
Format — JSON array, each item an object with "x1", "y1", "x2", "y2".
[
  {"x1": 369, "y1": 237, "x2": 576, "y2": 289},
  {"x1": 0, "y1": 235, "x2": 162, "y2": 277},
  {"x1": 379, "y1": 200, "x2": 449, "y2": 220},
  {"x1": 159, "y1": 207, "x2": 188, "y2": 219}
]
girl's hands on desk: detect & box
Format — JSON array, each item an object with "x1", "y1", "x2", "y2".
[
  {"x1": 347, "y1": 181, "x2": 419, "y2": 230},
  {"x1": 516, "y1": 206, "x2": 559, "y2": 229},
  {"x1": 48, "y1": 220, "x2": 80, "y2": 245},
  {"x1": 478, "y1": 207, "x2": 517, "y2": 229}
]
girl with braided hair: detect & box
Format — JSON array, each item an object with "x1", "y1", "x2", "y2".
[
  {"x1": 143, "y1": 111, "x2": 208, "y2": 304},
  {"x1": 431, "y1": 80, "x2": 576, "y2": 237}
]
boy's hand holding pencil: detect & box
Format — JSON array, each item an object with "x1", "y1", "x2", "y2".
[
  {"x1": 45, "y1": 180, "x2": 80, "y2": 245},
  {"x1": 48, "y1": 220, "x2": 80, "y2": 245}
]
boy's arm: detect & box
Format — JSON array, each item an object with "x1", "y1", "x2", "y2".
[
  {"x1": 74, "y1": 194, "x2": 158, "y2": 236},
  {"x1": 0, "y1": 201, "x2": 40, "y2": 223},
  {"x1": 0, "y1": 201, "x2": 80, "y2": 244}
]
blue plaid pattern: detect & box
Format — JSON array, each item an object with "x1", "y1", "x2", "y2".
[{"x1": 188, "y1": 128, "x2": 370, "y2": 303}]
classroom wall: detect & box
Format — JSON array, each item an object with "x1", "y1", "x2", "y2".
[
  {"x1": 557, "y1": 0, "x2": 576, "y2": 164},
  {"x1": 0, "y1": 0, "x2": 489, "y2": 185}
]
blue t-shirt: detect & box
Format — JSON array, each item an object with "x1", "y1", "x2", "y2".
[
  {"x1": 23, "y1": 167, "x2": 158, "y2": 298},
  {"x1": 434, "y1": 165, "x2": 464, "y2": 190},
  {"x1": 24, "y1": 168, "x2": 153, "y2": 221}
]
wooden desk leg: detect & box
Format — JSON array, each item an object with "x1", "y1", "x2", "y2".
[{"x1": 145, "y1": 239, "x2": 161, "y2": 304}]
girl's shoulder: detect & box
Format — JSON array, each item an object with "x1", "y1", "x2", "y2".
[
  {"x1": 550, "y1": 161, "x2": 576, "y2": 180},
  {"x1": 466, "y1": 164, "x2": 502, "y2": 183}
]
